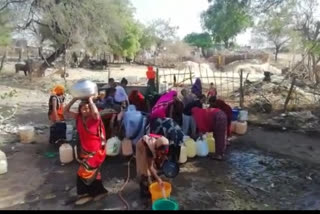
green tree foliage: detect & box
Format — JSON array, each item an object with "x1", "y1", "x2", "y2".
[
  {"x1": 0, "y1": 10, "x2": 11, "y2": 47},
  {"x1": 201, "y1": 0, "x2": 252, "y2": 48},
  {"x1": 184, "y1": 32, "x2": 212, "y2": 49}
]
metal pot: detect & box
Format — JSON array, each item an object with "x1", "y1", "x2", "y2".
[{"x1": 70, "y1": 80, "x2": 98, "y2": 98}]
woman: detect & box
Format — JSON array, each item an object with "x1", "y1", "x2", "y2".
[
  {"x1": 167, "y1": 94, "x2": 184, "y2": 127},
  {"x1": 128, "y1": 90, "x2": 147, "y2": 112},
  {"x1": 136, "y1": 134, "x2": 169, "y2": 199},
  {"x1": 192, "y1": 107, "x2": 228, "y2": 161},
  {"x1": 150, "y1": 90, "x2": 177, "y2": 120},
  {"x1": 209, "y1": 96, "x2": 233, "y2": 139},
  {"x1": 150, "y1": 117, "x2": 184, "y2": 162},
  {"x1": 48, "y1": 84, "x2": 65, "y2": 123},
  {"x1": 64, "y1": 96, "x2": 109, "y2": 205},
  {"x1": 191, "y1": 78, "x2": 202, "y2": 98},
  {"x1": 145, "y1": 79, "x2": 159, "y2": 112}
]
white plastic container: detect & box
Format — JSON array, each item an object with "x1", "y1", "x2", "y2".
[
  {"x1": 239, "y1": 110, "x2": 248, "y2": 121},
  {"x1": 196, "y1": 137, "x2": 209, "y2": 157},
  {"x1": 0, "y1": 150, "x2": 8, "y2": 175},
  {"x1": 106, "y1": 137, "x2": 121, "y2": 157},
  {"x1": 179, "y1": 145, "x2": 188, "y2": 164},
  {"x1": 59, "y1": 143, "x2": 74, "y2": 164},
  {"x1": 66, "y1": 125, "x2": 73, "y2": 142},
  {"x1": 18, "y1": 126, "x2": 35, "y2": 144},
  {"x1": 235, "y1": 121, "x2": 248, "y2": 135}
]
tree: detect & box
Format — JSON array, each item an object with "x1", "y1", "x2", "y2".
[
  {"x1": 183, "y1": 32, "x2": 212, "y2": 56},
  {"x1": 5, "y1": 0, "x2": 136, "y2": 75},
  {"x1": 253, "y1": 2, "x2": 294, "y2": 61},
  {"x1": 147, "y1": 19, "x2": 179, "y2": 51},
  {"x1": 0, "y1": 9, "x2": 11, "y2": 72},
  {"x1": 201, "y1": 0, "x2": 252, "y2": 48},
  {"x1": 293, "y1": 0, "x2": 320, "y2": 84}
]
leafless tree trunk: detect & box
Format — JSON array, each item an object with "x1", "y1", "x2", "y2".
[
  {"x1": 37, "y1": 44, "x2": 66, "y2": 77},
  {"x1": 0, "y1": 52, "x2": 6, "y2": 72}
]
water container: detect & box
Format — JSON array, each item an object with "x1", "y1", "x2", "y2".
[
  {"x1": 232, "y1": 109, "x2": 240, "y2": 121},
  {"x1": 122, "y1": 138, "x2": 133, "y2": 156},
  {"x1": 123, "y1": 105, "x2": 143, "y2": 139},
  {"x1": 196, "y1": 137, "x2": 209, "y2": 157},
  {"x1": 206, "y1": 133, "x2": 216, "y2": 154},
  {"x1": 239, "y1": 110, "x2": 248, "y2": 121},
  {"x1": 59, "y1": 143, "x2": 74, "y2": 164},
  {"x1": 183, "y1": 136, "x2": 197, "y2": 158},
  {"x1": 231, "y1": 121, "x2": 237, "y2": 133},
  {"x1": 0, "y1": 150, "x2": 8, "y2": 175},
  {"x1": 18, "y1": 126, "x2": 35, "y2": 144},
  {"x1": 106, "y1": 137, "x2": 121, "y2": 156},
  {"x1": 149, "y1": 182, "x2": 172, "y2": 203},
  {"x1": 235, "y1": 121, "x2": 248, "y2": 135},
  {"x1": 66, "y1": 125, "x2": 73, "y2": 142},
  {"x1": 179, "y1": 145, "x2": 187, "y2": 164},
  {"x1": 152, "y1": 198, "x2": 179, "y2": 210}
]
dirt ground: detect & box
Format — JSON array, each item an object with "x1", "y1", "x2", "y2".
[{"x1": 1, "y1": 63, "x2": 320, "y2": 210}]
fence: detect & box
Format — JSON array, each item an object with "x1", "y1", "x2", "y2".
[{"x1": 157, "y1": 63, "x2": 245, "y2": 108}]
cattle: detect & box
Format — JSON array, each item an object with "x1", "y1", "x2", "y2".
[
  {"x1": 89, "y1": 59, "x2": 108, "y2": 70},
  {"x1": 15, "y1": 60, "x2": 35, "y2": 77}
]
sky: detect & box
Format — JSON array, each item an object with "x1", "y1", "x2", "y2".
[{"x1": 130, "y1": 0, "x2": 252, "y2": 46}]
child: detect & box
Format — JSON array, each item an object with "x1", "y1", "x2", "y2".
[{"x1": 207, "y1": 83, "x2": 217, "y2": 98}]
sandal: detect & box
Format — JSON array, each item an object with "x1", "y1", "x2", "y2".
[
  {"x1": 210, "y1": 154, "x2": 224, "y2": 161},
  {"x1": 93, "y1": 192, "x2": 109, "y2": 201},
  {"x1": 75, "y1": 196, "x2": 94, "y2": 206}
]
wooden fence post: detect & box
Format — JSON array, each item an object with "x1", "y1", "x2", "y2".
[
  {"x1": 156, "y1": 67, "x2": 160, "y2": 93},
  {"x1": 240, "y1": 69, "x2": 244, "y2": 108},
  {"x1": 283, "y1": 77, "x2": 296, "y2": 113}
]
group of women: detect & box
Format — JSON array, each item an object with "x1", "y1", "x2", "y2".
[{"x1": 48, "y1": 74, "x2": 233, "y2": 206}]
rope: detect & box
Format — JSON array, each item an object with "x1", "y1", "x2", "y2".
[{"x1": 118, "y1": 155, "x2": 135, "y2": 210}]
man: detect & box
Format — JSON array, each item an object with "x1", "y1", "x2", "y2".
[
  {"x1": 182, "y1": 94, "x2": 206, "y2": 138},
  {"x1": 181, "y1": 89, "x2": 194, "y2": 107},
  {"x1": 115, "y1": 78, "x2": 129, "y2": 107},
  {"x1": 209, "y1": 96, "x2": 233, "y2": 140}
]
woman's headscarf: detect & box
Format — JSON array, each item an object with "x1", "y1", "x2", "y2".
[
  {"x1": 143, "y1": 135, "x2": 169, "y2": 157},
  {"x1": 191, "y1": 78, "x2": 202, "y2": 97},
  {"x1": 52, "y1": 84, "x2": 65, "y2": 96},
  {"x1": 150, "y1": 90, "x2": 177, "y2": 119},
  {"x1": 155, "y1": 91, "x2": 177, "y2": 104}
]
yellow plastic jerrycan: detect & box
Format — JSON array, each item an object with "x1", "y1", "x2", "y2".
[
  {"x1": 183, "y1": 136, "x2": 197, "y2": 158},
  {"x1": 206, "y1": 133, "x2": 216, "y2": 154}
]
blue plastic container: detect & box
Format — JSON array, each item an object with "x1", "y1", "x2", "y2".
[{"x1": 232, "y1": 109, "x2": 240, "y2": 121}]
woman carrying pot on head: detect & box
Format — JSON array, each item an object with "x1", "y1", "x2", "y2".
[
  {"x1": 48, "y1": 84, "x2": 66, "y2": 124},
  {"x1": 136, "y1": 134, "x2": 169, "y2": 199},
  {"x1": 64, "y1": 96, "x2": 109, "y2": 205}
]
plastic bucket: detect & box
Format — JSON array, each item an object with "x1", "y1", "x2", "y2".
[
  {"x1": 149, "y1": 182, "x2": 172, "y2": 203},
  {"x1": 232, "y1": 109, "x2": 240, "y2": 121},
  {"x1": 152, "y1": 198, "x2": 179, "y2": 211},
  {"x1": 18, "y1": 126, "x2": 35, "y2": 144}
]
